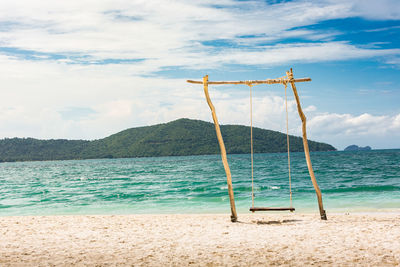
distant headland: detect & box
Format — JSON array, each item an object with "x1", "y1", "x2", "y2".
[
  {"x1": 0, "y1": 118, "x2": 336, "y2": 162},
  {"x1": 344, "y1": 145, "x2": 372, "y2": 151}
]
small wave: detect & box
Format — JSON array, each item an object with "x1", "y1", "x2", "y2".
[
  {"x1": 324, "y1": 185, "x2": 399, "y2": 193},
  {"x1": 269, "y1": 186, "x2": 281, "y2": 190}
]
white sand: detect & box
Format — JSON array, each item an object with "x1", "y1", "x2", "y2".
[{"x1": 1, "y1": 212, "x2": 399, "y2": 266}]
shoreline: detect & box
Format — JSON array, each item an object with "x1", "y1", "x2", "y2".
[
  {"x1": 1, "y1": 212, "x2": 399, "y2": 266},
  {"x1": 2, "y1": 208, "x2": 400, "y2": 217}
]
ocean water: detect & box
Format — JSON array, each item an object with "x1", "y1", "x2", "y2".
[{"x1": 0, "y1": 150, "x2": 399, "y2": 216}]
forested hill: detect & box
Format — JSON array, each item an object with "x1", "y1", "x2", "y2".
[{"x1": 0, "y1": 118, "x2": 336, "y2": 162}]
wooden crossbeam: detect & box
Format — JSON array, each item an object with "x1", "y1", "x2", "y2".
[{"x1": 187, "y1": 77, "x2": 311, "y2": 85}]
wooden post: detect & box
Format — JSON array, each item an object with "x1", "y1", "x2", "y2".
[
  {"x1": 203, "y1": 75, "x2": 238, "y2": 222},
  {"x1": 287, "y1": 69, "x2": 327, "y2": 220}
]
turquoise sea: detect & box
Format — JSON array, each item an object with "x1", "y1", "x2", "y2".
[{"x1": 0, "y1": 150, "x2": 399, "y2": 216}]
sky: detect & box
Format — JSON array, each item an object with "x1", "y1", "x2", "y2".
[{"x1": 0, "y1": 0, "x2": 399, "y2": 150}]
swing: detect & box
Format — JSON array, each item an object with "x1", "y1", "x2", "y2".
[
  {"x1": 248, "y1": 80, "x2": 295, "y2": 213},
  {"x1": 187, "y1": 68, "x2": 327, "y2": 222}
]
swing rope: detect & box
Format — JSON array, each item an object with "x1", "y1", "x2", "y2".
[
  {"x1": 249, "y1": 83, "x2": 255, "y2": 208},
  {"x1": 283, "y1": 80, "x2": 293, "y2": 208}
]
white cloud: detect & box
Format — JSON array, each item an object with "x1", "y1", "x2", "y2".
[
  {"x1": 304, "y1": 105, "x2": 317, "y2": 112},
  {"x1": 213, "y1": 42, "x2": 400, "y2": 67},
  {"x1": 1, "y1": 0, "x2": 399, "y2": 69},
  {"x1": 341, "y1": 0, "x2": 400, "y2": 20},
  {"x1": 0, "y1": 0, "x2": 399, "y2": 150},
  {"x1": 385, "y1": 56, "x2": 400, "y2": 67},
  {"x1": 307, "y1": 112, "x2": 400, "y2": 149}
]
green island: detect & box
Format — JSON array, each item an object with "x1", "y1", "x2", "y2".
[{"x1": 0, "y1": 118, "x2": 336, "y2": 162}]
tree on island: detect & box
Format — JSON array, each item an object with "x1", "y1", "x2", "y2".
[{"x1": 344, "y1": 145, "x2": 372, "y2": 151}]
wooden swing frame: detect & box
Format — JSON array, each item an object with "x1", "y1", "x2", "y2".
[{"x1": 187, "y1": 68, "x2": 327, "y2": 222}]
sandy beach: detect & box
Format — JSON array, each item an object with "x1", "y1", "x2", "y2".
[{"x1": 1, "y1": 212, "x2": 399, "y2": 266}]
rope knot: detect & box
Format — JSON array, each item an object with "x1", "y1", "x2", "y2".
[
  {"x1": 277, "y1": 76, "x2": 289, "y2": 87},
  {"x1": 245, "y1": 81, "x2": 253, "y2": 87}
]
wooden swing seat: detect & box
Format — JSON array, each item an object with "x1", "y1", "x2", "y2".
[{"x1": 250, "y1": 207, "x2": 295, "y2": 212}]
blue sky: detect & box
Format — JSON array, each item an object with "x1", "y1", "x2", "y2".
[{"x1": 0, "y1": 0, "x2": 399, "y2": 149}]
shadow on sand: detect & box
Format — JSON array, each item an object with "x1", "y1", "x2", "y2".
[
  {"x1": 254, "y1": 219, "x2": 302, "y2": 225},
  {"x1": 236, "y1": 219, "x2": 302, "y2": 225}
]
